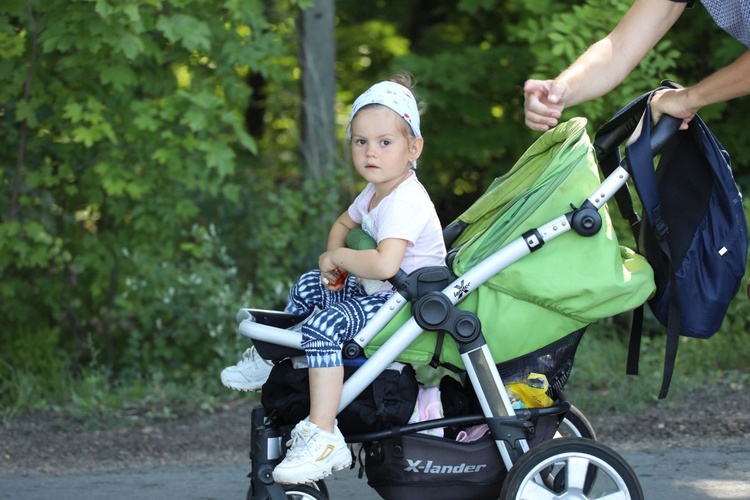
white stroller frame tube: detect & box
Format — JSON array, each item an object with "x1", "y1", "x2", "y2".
[
  {"x1": 237, "y1": 163, "x2": 633, "y2": 473},
  {"x1": 239, "y1": 320, "x2": 303, "y2": 349},
  {"x1": 586, "y1": 166, "x2": 630, "y2": 210}
]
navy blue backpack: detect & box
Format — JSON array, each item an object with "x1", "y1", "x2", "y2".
[{"x1": 594, "y1": 84, "x2": 748, "y2": 398}]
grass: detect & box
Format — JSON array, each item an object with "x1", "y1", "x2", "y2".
[
  {"x1": 563, "y1": 319, "x2": 750, "y2": 415},
  {"x1": 0, "y1": 363, "x2": 257, "y2": 426},
  {"x1": 2, "y1": 315, "x2": 748, "y2": 424}
]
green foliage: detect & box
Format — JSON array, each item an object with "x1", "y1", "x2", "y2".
[
  {"x1": 510, "y1": 0, "x2": 675, "y2": 127},
  {"x1": 230, "y1": 169, "x2": 347, "y2": 310},
  {"x1": 3, "y1": 0, "x2": 749, "y2": 419},
  {"x1": 0, "y1": 0, "x2": 308, "y2": 408},
  {"x1": 336, "y1": 1, "x2": 541, "y2": 221},
  {"x1": 568, "y1": 305, "x2": 750, "y2": 414}
]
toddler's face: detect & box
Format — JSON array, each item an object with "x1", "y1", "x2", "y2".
[{"x1": 349, "y1": 106, "x2": 422, "y2": 188}]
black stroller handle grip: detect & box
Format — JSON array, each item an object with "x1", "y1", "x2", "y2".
[
  {"x1": 594, "y1": 100, "x2": 648, "y2": 158},
  {"x1": 649, "y1": 114, "x2": 682, "y2": 156}
]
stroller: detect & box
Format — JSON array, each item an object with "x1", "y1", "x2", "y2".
[{"x1": 236, "y1": 107, "x2": 680, "y2": 500}]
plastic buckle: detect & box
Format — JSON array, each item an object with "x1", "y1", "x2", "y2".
[{"x1": 653, "y1": 207, "x2": 669, "y2": 241}]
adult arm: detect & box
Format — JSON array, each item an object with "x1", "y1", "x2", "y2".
[
  {"x1": 524, "y1": 0, "x2": 686, "y2": 130},
  {"x1": 651, "y1": 50, "x2": 750, "y2": 125}
]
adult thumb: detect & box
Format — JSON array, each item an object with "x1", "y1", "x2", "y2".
[{"x1": 547, "y1": 80, "x2": 567, "y2": 104}]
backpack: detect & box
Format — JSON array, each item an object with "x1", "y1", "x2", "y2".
[
  {"x1": 260, "y1": 358, "x2": 419, "y2": 435},
  {"x1": 594, "y1": 83, "x2": 748, "y2": 398}
]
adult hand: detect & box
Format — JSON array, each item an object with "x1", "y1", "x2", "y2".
[
  {"x1": 523, "y1": 79, "x2": 569, "y2": 131},
  {"x1": 650, "y1": 88, "x2": 696, "y2": 130}
]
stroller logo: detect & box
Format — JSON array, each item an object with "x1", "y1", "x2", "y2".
[
  {"x1": 453, "y1": 279, "x2": 470, "y2": 299},
  {"x1": 404, "y1": 459, "x2": 487, "y2": 474}
]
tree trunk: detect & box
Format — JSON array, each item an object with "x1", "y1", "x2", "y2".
[{"x1": 298, "y1": 0, "x2": 336, "y2": 180}]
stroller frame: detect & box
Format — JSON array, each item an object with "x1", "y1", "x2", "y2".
[{"x1": 239, "y1": 118, "x2": 677, "y2": 499}]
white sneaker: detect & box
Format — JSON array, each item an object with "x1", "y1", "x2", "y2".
[
  {"x1": 220, "y1": 346, "x2": 274, "y2": 392},
  {"x1": 272, "y1": 420, "x2": 352, "y2": 484}
]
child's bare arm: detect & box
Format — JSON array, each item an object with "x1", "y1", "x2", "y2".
[
  {"x1": 327, "y1": 211, "x2": 357, "y2": 251},
  {"x1": 320, "y1": 237, "x2": 407, "y2": 282}
]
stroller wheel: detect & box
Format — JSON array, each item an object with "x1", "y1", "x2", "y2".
[
  {"x1": 312, "y1": 479, "x2": 329, "y2": 498},
  {"x1": 500, "y1": 437, "x2": 643, "y2": 500},
  {"x1": 246, "y1": 478, "x2": 328, "y2": 500},
  {"x1": 280, "y1": 483, "x2": 327, "y2": 500},
  {"x1": 556, "y1": 404, "x2": 597, "y2": 440}
]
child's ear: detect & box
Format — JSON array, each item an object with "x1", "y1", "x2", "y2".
[{"x1": 409, "y1": 136, "x2": 424, "y2": 163}]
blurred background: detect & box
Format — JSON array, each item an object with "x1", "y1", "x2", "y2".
[{"x1": 1, "y1": 0, "x2": 748, "y2": 418}]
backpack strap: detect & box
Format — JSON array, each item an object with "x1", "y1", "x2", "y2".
[
  {"x1": 596, "y1": 87, "x2": 683, "y2": 397},
  {"x1": 594, "y1": 91, "x2": 653, "y2": 378},
  {"x1": 624, "y1": 105, "x2": 671, "y2": 251},
  {"x1": 623, "y1": 104, "x2": 671, "y2": 385},
  {"x1": 594, "y1": 88, "x2": 651, "y2": 218},
  {"x1": 624, "y1": 102, "x2": 684, "y2": 399},
  {"x1": 625, "y1": 305, "x2": 644, "y2": 375},
  {"x1": 593, "y1": 89, "x2": 660, "y2": 379},
  {"x1": 596, "y1": 147, "x2": 641, "y2": 238},
  {"x1": 593, "y1": 80, "x2": 682, "y2": 240},
  {"x1": 661, "y1": 273, "x2": 682, "y2": 399}
]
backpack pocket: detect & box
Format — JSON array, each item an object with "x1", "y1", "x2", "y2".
[{"x1": 715, "y1": 210, "x2": 749, "y2": 280}]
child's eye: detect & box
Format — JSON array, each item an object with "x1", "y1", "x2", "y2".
[
  {"x1": 355, "y1": 139, "x2": 366, "y2": 146},
  {"x1": 381, "y1": 140, "x2": 391, "y2": 146}
]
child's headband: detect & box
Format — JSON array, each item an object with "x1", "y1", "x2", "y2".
[{"x1": 347, "y1": 81, "x2": 421, "y2": 139}]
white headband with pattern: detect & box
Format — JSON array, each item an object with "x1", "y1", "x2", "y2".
[{"x1": 347, "y1": 81, "x2": 422, "y2": 139}]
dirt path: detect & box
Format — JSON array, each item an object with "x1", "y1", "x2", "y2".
[
  {"x1": 1, "y1": 387, "x2": 749, "y2": 499},
  {"x1": 3, "y1": 445, "x2": 749, "y2": 500},
  {"x1": 3, "y1": 387, "x2": 749, "y2": 475}
]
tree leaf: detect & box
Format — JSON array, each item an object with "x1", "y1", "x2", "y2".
[{"x1": 156, "y1": 14, "x2": 211, "y2": 52}]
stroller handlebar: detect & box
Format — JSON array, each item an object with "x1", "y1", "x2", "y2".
[{"x1": 649, "y1": 115, "x2": 682, "y2": 156}]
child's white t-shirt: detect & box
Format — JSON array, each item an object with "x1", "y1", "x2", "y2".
[{"x1": 348, "y1": 171, "x2": 446, "y2": 293}]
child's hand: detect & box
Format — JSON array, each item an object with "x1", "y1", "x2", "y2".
[
  {"x1": 319, "y1": 251, "x2": 347, "y2": 291},
  {"x1": 321, "y1": 268, "x2": 348, "y2": 291}
]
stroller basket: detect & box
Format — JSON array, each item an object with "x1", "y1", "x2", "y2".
[
  {"x1": 363, "y1": 432, "x2": 506, "y2": 500},
  {"x1": 494, "y1": 327, "x2": 584, "y2": 399},
  {"x1": 352, "y1": 403, "x2": 569, "y2": 500}
]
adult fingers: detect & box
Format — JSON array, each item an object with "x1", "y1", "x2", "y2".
[
  {"x1": 524, "y1": 79, "x2": 564, "y2": 130},
  {"x1": 651, "y1": 89, "x2": 693, "y2": 130}
]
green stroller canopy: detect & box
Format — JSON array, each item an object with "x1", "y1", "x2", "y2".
[{"x1": 367, "y1": 118, "x2": 655, "y2": 370}]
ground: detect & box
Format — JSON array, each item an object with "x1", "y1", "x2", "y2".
[{"x1": 1, "y1": 386, "x2": 749, "y2": 476}]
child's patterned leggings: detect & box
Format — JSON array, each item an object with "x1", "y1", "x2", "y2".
[{"x1": 286, "y1": 270, "x2": 390, "y2": 368}]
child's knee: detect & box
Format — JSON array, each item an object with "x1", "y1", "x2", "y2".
[{"x1": 292, "y1": 270, "x2": 319, "y2": 291}]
